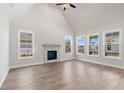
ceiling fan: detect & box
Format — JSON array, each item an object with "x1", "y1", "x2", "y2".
[{"x1": 56, "y1": 3, "x2": 76, "y2": 11}]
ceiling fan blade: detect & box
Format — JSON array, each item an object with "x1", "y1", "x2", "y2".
[
  {"x1": 69, "y1": 4, "x2": 76, "y2": 8},
  {"x1": 56, "y1": 3, "x2": 65, "y2": 5},
  {"x1": 63, "y1": 7, "x2": 66, "y2": 11}
]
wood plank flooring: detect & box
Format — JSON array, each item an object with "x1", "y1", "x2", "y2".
[{"x1": 1, "y1": 60, "x2": 124, "y2": 90}]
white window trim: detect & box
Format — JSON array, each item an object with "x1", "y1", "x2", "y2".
[
  {"x1": 65, "y1": 35, "x2": 73, "y2": 55},
  {"x1": 102, "y1": 29, "x2": 122, "y2": 59},
  {"x1": 76, "y1": 35, "x2": 86, "y2": 56},
  {"x1": 87, "y1": 33, "x2": 100, "y2": 57},
  {"x1": 18, "y1": 30, "x2": 34, "y2": 59}
]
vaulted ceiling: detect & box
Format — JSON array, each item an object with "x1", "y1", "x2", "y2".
[
  {"x1": 63, "y1": 3, "x2": 124, "y2": 32},
  {"x1": 0, "y1": 3, "x2": 37, "y2": 21},
  {"x1": 2, "y1": 3, "x2": 124, "y2": 32}
]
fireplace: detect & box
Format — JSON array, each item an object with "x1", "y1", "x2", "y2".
[
  {"x1": 42, "y1": 44, "x2": 61, "y2": 63},
  {"x1": 47, "y1": 51, "x2": 57, "y2": 60}
]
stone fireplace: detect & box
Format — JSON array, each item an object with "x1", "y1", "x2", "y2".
[{"x1": 42, "y1": 44, "x2": 61, "y2": 64}]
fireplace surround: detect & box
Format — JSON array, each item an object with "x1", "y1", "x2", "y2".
[{"x1": 42, "y1": 44, "x2": 61, "y2": 64}]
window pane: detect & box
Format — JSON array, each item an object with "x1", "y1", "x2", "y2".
[
  {"x1": 20, "y1": 50, "x2": 27, "y2": 57},
  {"x1": 27, "y1": 45, "x2": 32, "y2": 48},
  {"x1": 27, "y1": 49, "x2": 33, "y2": 56},
  {"x1": 26, "y1": 33, "x2": 33, "y2": 57},
  {"x1": 105, "y1": 43, "x2": 112, "y2": 56},
  {"x1": 111, "y1": 43, "x2": 119, "y2": 57},
  {"x1": 20, "y1": 32, "x2": 27, "y2": 42},
  {"x1": 105, "y1": 33, "x2": 112, "y2": 42},
  {"x1": 19, "y1": 32, "x2": 33, "y2": 58},
  {"x1": 89, "y1": 35, "x2": 99, "y2": 55},
  {"x1": 104, "y1": 31, "x2": 120, "y2": 57},
  {"x1": 65, "y1": 36, "x2": 72, "y2": 54},
  {"x1": 78, "y1": 37, "x2": 85, "y2": 54},
  {"x1": 27, "y1": 33, "x2": 32, "y2": 43},
  {"x1": 111, "y1": 32, "x2": 119, "y2": 42},
  {"x1": 20, "y1": 44, "x2": 27, "y2": 48}
]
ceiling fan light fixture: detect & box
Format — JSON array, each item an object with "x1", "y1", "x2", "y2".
[
  {"x1": 56, "y1": 3, "x2": 76, "y2": 11},
  {"x1": 64, "y1": 4, "x2": 67, "y2": 9},
  {"x1": 67, "y1": 3, "x2": 70, "y2": 8}
]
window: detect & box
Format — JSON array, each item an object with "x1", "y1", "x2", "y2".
[
  {"x1": 65, "y1": 35, "x2": 72, "y2": 54},
  {"x1": 103, "y1": 30, "x2": 121, "y2": 58},
  {"x1": 18, "y1": 31, "x2": 34, "y2": 59},
  {"x1": 77, "y1": 36, "x2": 85, "y2": 55},
  {"x1": 88, "y1": 33, "x2": 99, "y2": 56}
]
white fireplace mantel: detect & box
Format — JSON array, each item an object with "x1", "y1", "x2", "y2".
[{"x1": 42, "y1": 44, "x2": 61, "y2": 47}]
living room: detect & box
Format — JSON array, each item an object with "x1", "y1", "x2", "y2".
[{"x1": 0, "y1": 0, "x2": 124, "y2": 92}]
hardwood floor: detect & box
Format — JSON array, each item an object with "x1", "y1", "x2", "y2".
[{"x1": 1, "y1": 60, "x2": 124, "y2": 90}]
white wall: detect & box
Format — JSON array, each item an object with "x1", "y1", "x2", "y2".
[
  {"x1": 10, "y1": 4, "x2": 74, "y2": 68},
  {"x1": 0, "y1": 6, "x2": 10, "y2": 87},
  {"x1": 75, "y1": 22, "x2": 124, "y2": 69}
]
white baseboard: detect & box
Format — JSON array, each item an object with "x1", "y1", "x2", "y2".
[
  {"x1": 0, "y1": 68, "x2": 10, "y2": 88},
  {"x1": 60, "y1": 58, "x2": 74, "y2": 62},
  {"x1": 77, "y1": 58, "x2": 124, "y2": 70},
  {"x1": 10, "y1": 58, "x2": 75, "y2": 69},
  {"x1": 10, "y1": 62, "x2": 43, "y2": 69}
]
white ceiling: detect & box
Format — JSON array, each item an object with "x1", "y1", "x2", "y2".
[
  {"x1": 2, "y1": 3, "x2": 124, "y2": 32},
  {"x1": 63, "y1": 3, "x2": 124, "y2": 32},
  {"x1": 0, "y1": 3, "x2": 37, "y2": 21}
]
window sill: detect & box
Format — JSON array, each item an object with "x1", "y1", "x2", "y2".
[
  {"x1": 103, "y1": 56, "x2": 122, "y2": 60},
  {"x1": 87, "y1": 55, "x2": 99, "y2": 57},
  {"x1": 65, "y1": 53, "x2": 72, "y2": 55},
  {"x1": 18, "y1": 56, "x2": 34, "y2": 60},
  {"x1": 77, "y1": 53, "x2": 85, "y2": 56}
]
